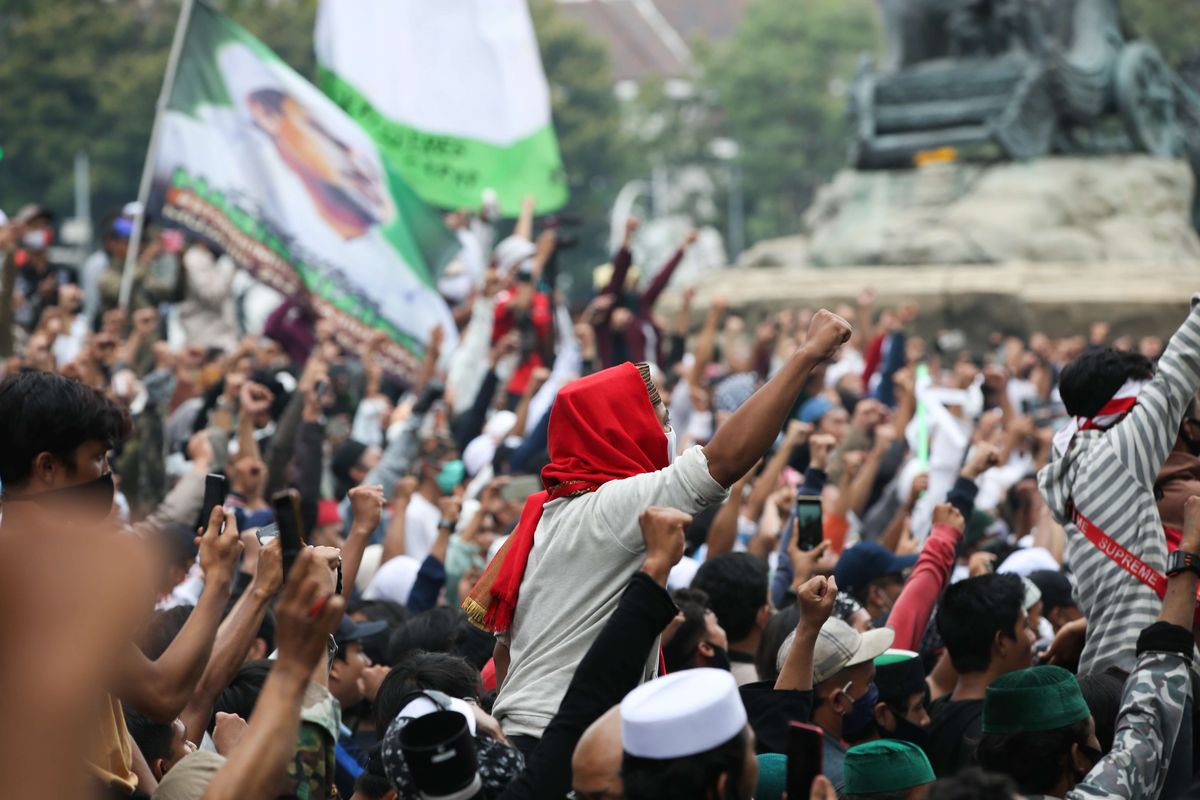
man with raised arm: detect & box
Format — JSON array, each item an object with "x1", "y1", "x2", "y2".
[{"x1": 463, "y1": 310, "x2": 852, "y2": 754}]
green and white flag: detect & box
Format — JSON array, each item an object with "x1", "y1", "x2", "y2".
[
  {"x1": 315, "y1": 0, "x2": 568, "y2": 217},
  {"x1": 148, "y1": 1, "x2": 457, "y2": 376}
]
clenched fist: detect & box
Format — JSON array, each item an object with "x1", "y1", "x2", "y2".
[
  {"x1": 639, "y1": 506, "x2": 692, "y2": 585},
  {"x1": 805, "y1": 309, "x2": 853, "y2": 362}
]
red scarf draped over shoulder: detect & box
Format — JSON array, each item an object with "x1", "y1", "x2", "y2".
[{"x1": 463, "y1": 362, "x2": 668, "y2": 632}]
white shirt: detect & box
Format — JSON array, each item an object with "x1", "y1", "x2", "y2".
[
  {"x1": 405, "y1": 492, "x2": 442, "y2": 564},
  {"x1": 493, "y1": 446, "x2": 728, "y2": 739}
]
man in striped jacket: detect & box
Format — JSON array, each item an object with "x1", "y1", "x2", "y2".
[{"x1": 1039, "y1": 296, "x2": 1200, "y2": 675}]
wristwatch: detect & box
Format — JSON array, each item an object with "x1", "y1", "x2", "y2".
[{"x1": 1166, "y1": 549, "x2": 1200, "y2": 578}]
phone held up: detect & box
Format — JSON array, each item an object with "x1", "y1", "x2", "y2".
[
  {"x1": 271, "y1": 489, "x2": 307, "y2": 579},
  {"x1": 794, "y1": 495, "x2": 824, "y2": 551}
]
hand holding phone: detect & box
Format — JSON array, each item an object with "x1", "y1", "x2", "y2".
[
  {"x1": 271, "y1": 489, "x2": 306, "y2": 579},
  {"x1": 794, "y1": 496, "x2": 824, "y2": 551},
  {"x1": 199, "y1": 473, "x2": 228, "y2": 533}
]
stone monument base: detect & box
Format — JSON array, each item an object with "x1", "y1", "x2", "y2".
[
  {"x1": 797, "y1": 155, "x2": 1200, "y2": 268},
  {"x1": 667, "y1": 261, "x2": 1200, "y2": 344}
]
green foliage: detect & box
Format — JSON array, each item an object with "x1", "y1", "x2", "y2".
[
  {"x1": 1122, "y1": 0, "x2": 1200, "y2": 75},
  {"x1": 703, "y1": 0, "x2": 879, "y2": 244},
  {"x1": 0, "y1": 0, "x2": 316, "y2": 223},
  {"x1": 529, "y1": 0, "x2": 631, "y2": 295}
]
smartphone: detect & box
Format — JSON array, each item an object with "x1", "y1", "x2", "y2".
[
  {"x1": 255, "y1": 523, "x2": 279, "y2": 545},
  {"x1": 199, "y1": 473, "x2": 228, "y2": 532},
  {"x1": 271, "y1": 489, "x2": 306, "y2": 578},
  {"x1": 794, "y1": 495, "x2": 824, "y2": 551},
  {"x1": 500, "y1": 474, "x2": 543, "y2": 504},
  {"x1": 786, "y1": 722, "x2": 824, "y2": 799}
]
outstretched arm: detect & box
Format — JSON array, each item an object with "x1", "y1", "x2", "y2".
[{"x1": 703, "y1": 310, "x2": 851, "y2": 488}]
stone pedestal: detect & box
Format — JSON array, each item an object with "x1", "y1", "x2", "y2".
[{"x1": 800, "y1": 155, "x2": 1200, "y2": 267}]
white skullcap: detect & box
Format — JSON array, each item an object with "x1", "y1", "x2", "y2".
[
  {"x1": 493, "y1": 235, "x2": 536, "y2": 275},
  {"x1": 620, "y1": 668, "x2": 747, "y2": 760},
  {"x1": 397, "y1": 694, "x2": 477, "y2": 736},
  {"x1": 998, "y1": 546, "x2": 1060, "y2": 578},
  {"x1": 363, "y1": 554, "x2": 422, "y2": 605}
]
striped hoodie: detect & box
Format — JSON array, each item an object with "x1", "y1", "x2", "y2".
[{"x1": 1039, "y1": 296, "x2": 1200, "y2": 675}]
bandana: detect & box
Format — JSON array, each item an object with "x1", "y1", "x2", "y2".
[
  {"x1": 463, "y1": 362, "x2": 667, "y2": 632},
  {"x1": 1052, "y1": 379, "x2": 1145, "y2": 456}
]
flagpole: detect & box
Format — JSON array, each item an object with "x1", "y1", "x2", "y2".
[{"x1": 119, "y1": 0, "x2": 197, "y2": 311}]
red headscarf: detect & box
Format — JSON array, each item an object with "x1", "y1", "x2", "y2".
[{"x1": 463, "y1": 362, "x2": 668, "y2": 632}]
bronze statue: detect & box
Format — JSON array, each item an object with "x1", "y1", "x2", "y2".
[{"x1": 853, "y1": 0, "x2": 1200, "y2": 227}]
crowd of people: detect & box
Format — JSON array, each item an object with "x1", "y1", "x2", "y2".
[{"x1": 2, "y1": 194, "x2": 1200, "y2": 800}]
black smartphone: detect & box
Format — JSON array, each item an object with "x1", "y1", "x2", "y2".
[
  {"x1": 794, "y1": 495, "x2": 824, "y2": 551},
  {"x1": 786, "y1": 721, "x2": 824, "y2": 799},
  {"x1": 271, "y1": 489, "x2": 306, "y2": 578},
  {"x1": 199, "y1": 473, "x2": 228, "y2": 532}
]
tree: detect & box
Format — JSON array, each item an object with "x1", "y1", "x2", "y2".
[
  {"x1": 0, "y1": 0, "x2": 316, "y2": 225},
  {"x1": 529, "y1": 0, "x2": 632, "y2": 297},
  {"x1": 703, "y1": 0, "x2": 879, "y2": 244}
]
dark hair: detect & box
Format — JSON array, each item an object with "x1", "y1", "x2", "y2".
[
  {"x1": 692, "y1": 553, "x2": 768, "y2": 643},
  {"x1": 386, "y1": 607, "x2": 463, "y2": 665},
  {"x1": 350, "y1": 600, "x2": 410, "y2": 666},
  {"x1": 936, "y1": 574, "x2": 1025, "y2": 674},
  {"x1": 450, "y1": 613, "x2": 497, "y2": 671},
  {"x1": 756, "y1": 605, "x2": 801, "y2": 683},
  {"x1": 1058, "y1": 349, "x2": 1155, "y2": 418},
  {"x1": 140, "y1": 606, "x2": 194, "y2": 661},
  {"x1": 663, "y1": 590, "x2": 713, "y2": 673},
  {"x1": 1076, "y1": 667, "x2": 1127, "y2": 754},
  {"x1": 623, "y1": 727, "x2": 750, "y2": 800},
  {"x1": 977, "y1": 718, "x2": 1091, "y2": 795},
  {"x1": 248, "y1": 88, "x2": 287, "y2": 115},
  {"x1": 852, "y1": 574, "x2": 905, "y2": 608},
  {"x1": 928, "y1": 768, "x2": 1018, "y2": 800},
  {"x1": 210, "y1": 659, "x2": 273, "y2": 732},
  {"x1": 375, "y1": 652, "x2": 484, "y2": 731},
  {"x1": 0, "y1": 371, "x2": 131, "y2": 486},
  {"x1": 124, "y1": 709, "x2": 174, "y2": 765}
]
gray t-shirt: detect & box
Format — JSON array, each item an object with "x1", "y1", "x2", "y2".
[{"x1": 493, "y1": 445, "x2": 728, "y2": 738}]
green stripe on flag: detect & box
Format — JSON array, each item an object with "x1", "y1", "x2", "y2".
[{"x1": 319, "y1": 66, "x2": 568, "y2": 216}]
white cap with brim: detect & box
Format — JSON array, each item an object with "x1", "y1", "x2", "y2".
[
  {"x1": 782, "y1": 617, "x2": 895, "y2": 684},
  {"x1": 621, "y1": 668, "x2": 746, "y2": 760}
]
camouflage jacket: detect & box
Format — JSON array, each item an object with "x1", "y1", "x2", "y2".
[
  {"x1": 1065, "y1": 650, "x2": 1190, "y2": 799},
  {"x1": 280, "y1": 683, "x2": 342, "y2": 799}
]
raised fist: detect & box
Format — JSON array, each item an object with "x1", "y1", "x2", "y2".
[{"x1": 805, "y1": 309, "x2": 852, "y2": 362}]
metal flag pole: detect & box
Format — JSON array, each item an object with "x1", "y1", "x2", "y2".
[{"x1": 118, "y1": 0, "x2": 197, "y2": 311}]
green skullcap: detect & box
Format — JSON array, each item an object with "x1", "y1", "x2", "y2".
[
  {"x1": 843, "y1": 739, "x2": 935, "y2": 795},
  {"x1": 982, "y1": 665, "x2": 1090, "y2": 734},
  {"x1": 754, "y1": 753, "x2": 787, "y2": 800}
]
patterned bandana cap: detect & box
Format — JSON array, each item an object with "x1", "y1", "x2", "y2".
[{"x1": 381, "y1": 712, "x2": 524, "y2": 798}]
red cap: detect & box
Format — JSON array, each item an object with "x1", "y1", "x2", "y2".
[{"x1": 316, "y1": 499, "x2": 342, "y2": 528}]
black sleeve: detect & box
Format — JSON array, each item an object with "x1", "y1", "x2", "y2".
[
  {"x1": 737, "y1": 681, "x2": 814, "y2": 755},
  {"x1": 497, "y1": 571, "x2": 677, "y2": 800},
  {"x1": 451, "y1": 369, "x2": 500, "y2": 453},
  {"x1": 946, "y1": 475, "x2": 979, "y2": 525}
]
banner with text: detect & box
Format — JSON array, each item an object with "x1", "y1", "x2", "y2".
[
  {"x1": 315, "y1": 0, "x2": 568, "y2": 216},
  {"x1": 148, "y1": 1, "x2": 458, "y2": 375}
]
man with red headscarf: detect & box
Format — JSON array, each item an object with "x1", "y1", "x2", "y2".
[{"x1": 464, "y1": 309, "x2": 853, "y2": 749}]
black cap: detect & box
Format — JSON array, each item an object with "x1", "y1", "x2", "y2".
[
  {"x1": 875, "y1": 650, "x2": 928, "y2": 705},
  {"x1": 335, "y1": 617, "x2": 388, "y2": 652},
  {"x1": 1027, "y1": 570, "x2": 1076, "y2": 614}
]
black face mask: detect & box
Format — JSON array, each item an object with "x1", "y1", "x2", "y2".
[
  {"x1": 886, "y1": 713, "x2": 930, "y2": 751},
  {"x1": 706, "y1": 645, "x2": 732, "y2": 672},
  {"x1": 30, "y1": 472, "x2": 116, "y2": 521}
]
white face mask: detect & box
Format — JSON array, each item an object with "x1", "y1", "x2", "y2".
[
  {"x1": 665, "y1": 426, "x2": 678, "y2": 465},
  {"x1": 22, "y1": 229, "x2": 49, "y2": 251}
]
